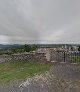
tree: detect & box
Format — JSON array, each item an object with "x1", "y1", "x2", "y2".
[
  {"x1": 78, "y1": 46, "x2": 80, "y2": 51},
  {"x1": 11, "y1": 48, "x2": 17, "y2": 53},
  {"x1": 31, "y1": 44, "x2": 38, "y2": 51},
  {"x1": 24, "y1": 44, "x2": 31, "y2": 52}
]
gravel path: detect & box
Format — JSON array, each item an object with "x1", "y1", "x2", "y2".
[
  {"x1": 50, "y1": 63, "x2": 80, "y2": 81},
  {"x1": 0, "y1": 63, "x2": 80, "y2": 92}
]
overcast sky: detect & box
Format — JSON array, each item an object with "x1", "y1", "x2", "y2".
[{"x1": 0, "y1": 0, "x2": 80, "y2": 44}]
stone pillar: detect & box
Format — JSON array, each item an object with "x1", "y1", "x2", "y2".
[{"x1": 46, "y1": 49, "x2": 51, "y2": 61}]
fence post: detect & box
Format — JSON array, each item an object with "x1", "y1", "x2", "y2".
[{"x1": 64, "y1": 51, "x2": 66, "y2": 62}]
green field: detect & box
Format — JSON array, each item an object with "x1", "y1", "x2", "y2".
[{"x1": 0, "y1": 61, "x2": 49, "y2": 82}]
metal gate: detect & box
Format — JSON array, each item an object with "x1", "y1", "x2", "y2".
[{"x1": 50, "y1": 51, "x2": 80, "y2": 63}]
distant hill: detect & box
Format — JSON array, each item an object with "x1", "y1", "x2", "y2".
[
  {"x1": 0, "y1": 44, "x2": 79, "y2": 50},
  {"x1": 0, "y1": 44, "x2": 22, "y2": 50}
]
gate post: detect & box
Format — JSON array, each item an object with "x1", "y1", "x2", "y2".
[
  {"x1": 64, "y1": 51, "x2": 66, "y2": 62},
  {"x1": 46, "y1": 48, "x2": 51, "y2": 61}
]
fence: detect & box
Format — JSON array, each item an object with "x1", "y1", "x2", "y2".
[{"x1": 49, "y1": 50, "x2": 80, "y2": 63}]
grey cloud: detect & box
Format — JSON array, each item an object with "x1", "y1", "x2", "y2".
[
  {"x1": 0, "y1": 0, "x2": 80, "y2": 44},
  {"x1": 0, "y1": 0, "x2": 40, "y2": 44}
]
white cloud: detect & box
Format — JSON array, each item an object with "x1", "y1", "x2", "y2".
[
  {"x1": 0, "y1": 35, "x2": 10, "y2": 44},
  {"x1": 39, "y1": 28, "x2": 65, "y2": 44}
]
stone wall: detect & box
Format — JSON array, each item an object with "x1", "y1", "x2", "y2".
[{"x1": 0, "y1": 53, "x2": 47, "y2": 63}]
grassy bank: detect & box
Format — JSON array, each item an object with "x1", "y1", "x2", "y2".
[{"x1": 0, "y1": 61, "x2": 49, "y2": 82}]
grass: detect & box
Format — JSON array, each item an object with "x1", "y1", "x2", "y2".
[
  {"x1": 0, "y1": 61, "x2": 49, "y2": 82},
  {"x1": 70, "y1": 56, "x2": 80, "y2": 63}
]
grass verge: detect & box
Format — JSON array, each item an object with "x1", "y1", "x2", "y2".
[{"x1": 0, "y1": 61, "x2": 49, "y2": 82}]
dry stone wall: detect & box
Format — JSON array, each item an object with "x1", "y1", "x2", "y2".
[{"x1": 0, "y1": 53, "x2": 47, "y2": 63}]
